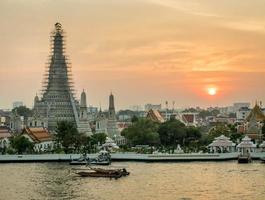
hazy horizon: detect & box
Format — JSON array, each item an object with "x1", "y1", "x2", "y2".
[{"x1": 1, "y1": 0, "x2": 265, "y2": 110}]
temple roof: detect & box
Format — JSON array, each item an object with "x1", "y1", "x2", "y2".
[
  {"x1": 146, "y1": 109, "x2": 165, "y2": 123},
  {"x1": 22, "y1": 127, "x2": 53, "y2": 143},
  {"x1": 246, "y1": 103, "x2": 265, "y2": 122},
  {"x1": 208, "y1": 135, "x2": 235, "y2": 147},
  {"x1": 237, "y1": 135, "x2": 256, "y2": 148}
]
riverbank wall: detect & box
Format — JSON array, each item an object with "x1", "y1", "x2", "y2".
[{"x1": 0, "y1": 152, "x2": 264, "y2": 163}]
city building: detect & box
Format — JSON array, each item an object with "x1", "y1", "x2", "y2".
[
  {"x1": 144, "y1": 104, "x2": 162, "y2": 111},
  {"x1": 0, "y1": 110, "x2": 10, "y2": 127},
  {"x1": 236, "y1": 107, "x2": 251, "y2": 122},
  {"x1": 233, "y1": 102, "x2": 251, "y2": 112},
  {"x1": 0, "y1": 126, "x2": 12, "y2": 150}
]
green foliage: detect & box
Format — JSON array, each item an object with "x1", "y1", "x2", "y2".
[
  {"x1": 208, "y1": 124, "x2": 231, "y2": 140},
  {"x1": 158, "y1": 119, "x2": 186, "y2": 147},
  {"x1": 12, "y1": 106, "x2": 32, "y2": 119},
  {"x1": 186, "y1": 126, "x2": 202, "y2": 140},
  {"x1": 90, "y1": 133, "x2": 107, "y2": 145},
  {"x1": 131, "y1": 115, "x2": 139, "y2": 123},
  {"x1": 10, "y1": 136, "x2": 34, "y2": 154},
  {"x1": 121, "y1": 118, "x2": 160, "y2": 146},
  {"x1": 230, "y1": 132, "x2": 244, "y2": 143},
  {"x1": 55, "y1": 121, "x2": 84, "y2": 153}
]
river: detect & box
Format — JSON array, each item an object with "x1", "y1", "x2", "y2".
[{"x1": 0, "y1": 162, "x2": 264, "y2": 200}]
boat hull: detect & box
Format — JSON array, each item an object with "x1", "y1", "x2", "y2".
[
  {"x1": 238, "y1": 156, "x2": 251, "y2": 163},
  {"x1": 70, "y1": 161, "x2": 110, "y2": 165}
]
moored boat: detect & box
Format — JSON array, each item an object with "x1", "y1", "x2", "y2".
[
  {"x1": 238, "y1": 155, "x2": 252, "y2": 163},
  {"x1": 70, "y1": 150, "x2": 111, "y2": 165}
]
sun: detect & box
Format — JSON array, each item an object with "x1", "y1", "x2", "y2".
[{"x1": 208, "y1": 87, "x2": 217, "y2": 96}]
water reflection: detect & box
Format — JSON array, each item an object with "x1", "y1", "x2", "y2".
[{"x1": 0, "y1": 162, "x2": 264, "y2": 200}]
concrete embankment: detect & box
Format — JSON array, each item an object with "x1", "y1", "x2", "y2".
[
  {"x1": 0, "y1": 152, "x2": 265, "y2": 163},
  {"x1": 0, "y1": 152, "x2": 264, "y2": 163}
]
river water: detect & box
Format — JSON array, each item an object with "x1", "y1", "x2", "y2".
[{"x1": 0, "y1": 162, "x2": 264, "y2": 200}]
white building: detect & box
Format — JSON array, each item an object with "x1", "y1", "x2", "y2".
[
  {"x1": 236, "y1": 107, "x2": 250, "y2": 121},
  {"x1": 0, "y1": 127, "x2": 12, "y2": 150},
  {"x1": 145, "y1": 104, "x2": 162, "y2": 111},
  {"x1": 237, "y1": 136, "x2": 256, "y2": 154},
  {"x1": 208, "y1": 135, "x2": 236, "y2": 153},
  {"x1": 233, "y1": 102, "x2": 251, "y2": 112}
]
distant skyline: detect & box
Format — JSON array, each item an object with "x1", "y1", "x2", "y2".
[{"x1": 0, "y1": 0, "x2": 265, "y2": 110}]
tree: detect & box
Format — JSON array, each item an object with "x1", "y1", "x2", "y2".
[
  {"x1": 121, "y1": 118, "x2": 160, "y2": 146},
  {"x1": 158, "y1": 119, "x2": 186, "y2": 152},
  {"x1": 90, "y1": 133, "x2": 107, "y2": 145},
  {"x1": 186, "y1": 127, "x2": 202, "y2": 140},
  {"x1": 10, "y1": 136, "x2": 34, "y2": 154},
  {"x1": 230, "y1": 132, "x2": 243, "y2": 143},
  {"x1": 12, "y1": 106, "x2": 33, "y2": 119},
  {"x1": 55, "y1": 121, "x2": 83, "y2": 153},
  {"x1": 208, "y1": 124, "x2": 231, "y2": 141},
  {"x1": 131, "y1": 115, "x2": 139, "y2": 123}
]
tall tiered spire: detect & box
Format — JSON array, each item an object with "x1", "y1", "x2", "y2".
[{"x1": 34, "y1": 23, "x2": 79, "y2": 130}]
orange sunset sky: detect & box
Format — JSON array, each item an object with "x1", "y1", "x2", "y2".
[{"x1": 0, "y1": 0, "x2": 265, "y2": 110}]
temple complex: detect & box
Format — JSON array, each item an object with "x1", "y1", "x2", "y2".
[{"x1": 244, "y1": 103, "x2": 265, "y2": 142}]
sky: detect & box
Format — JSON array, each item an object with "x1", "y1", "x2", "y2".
[{"x1": 0, "y1": 0, "x2": 265, "y2": 110}]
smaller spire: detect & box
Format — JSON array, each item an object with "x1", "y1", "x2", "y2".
[{"x1": 80, "y1": 90, "x2": 87, "y2": 107}]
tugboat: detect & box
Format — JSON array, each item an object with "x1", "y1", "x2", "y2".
[{"x1": 70, "y1": 150, "x2": 111, "y2": 165}]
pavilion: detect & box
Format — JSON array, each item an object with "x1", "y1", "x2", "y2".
[
  {"x1": 208, "y1": 135, "x2": 236, "y2": 153},
  {"x1": 237, "y1": 135, "x2": 257, "y2": 154}
]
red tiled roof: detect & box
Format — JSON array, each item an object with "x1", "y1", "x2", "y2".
[
  {"x1": 182, "y1": 114, "x2": 194, "y2": 123},
  {"x1": 22, "y1": 127, "x2": 52, "y2": 143}
]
